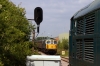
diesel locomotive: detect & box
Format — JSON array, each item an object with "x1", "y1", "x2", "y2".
[
  {"x1": 35, "y1": 38, "x2": 57, "y2": 54},
  {"x1": 69, "y1": 0, "x2": 100, "y2": 66}
]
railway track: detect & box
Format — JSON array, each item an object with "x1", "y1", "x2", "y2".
[
  {"x1": 61, "y1": 57, "x2": 69, "y2": 66},
  {"x1": 61, "y1": 57, "x2": 69, "y2": 62}
]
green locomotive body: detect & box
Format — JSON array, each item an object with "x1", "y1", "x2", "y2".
[{"x1": 69, "y1": 0, "x2": 100, "y2": 66}]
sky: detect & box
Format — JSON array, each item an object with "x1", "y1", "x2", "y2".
[{"x1": 10, "y1": 0, "x2": 94, "y2": 37}]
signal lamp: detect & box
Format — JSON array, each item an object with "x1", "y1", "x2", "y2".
[{"x1": 34, "y1": 7, "x2": 43, "y2": 25}]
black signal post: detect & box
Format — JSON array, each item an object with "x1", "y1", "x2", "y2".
[
  {"x1": 34, "y1": 7, "x2": 43, "y2": 25},
  {"x1": 34, "y1": 7, "x2": 43, "y2": 33},
  {"x1": 28, "y1": 7, "x2": 43, "y2": 33}
]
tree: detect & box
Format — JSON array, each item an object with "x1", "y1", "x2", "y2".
[
  {"x1": 58, "y1": 39, "x2": 69, "y2": 50},
  {"x1": 0, "y1": 0, "x2": 34, "y2": 66},
  {"x1": 62, "y1": 39, "x2": 69, "y2": 50},
  {"x1": 58, "y1": 40, "x2": 63, "y2": 49}
]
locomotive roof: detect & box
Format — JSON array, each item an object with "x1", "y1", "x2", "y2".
[
  {"x1": 73, "y1": 0, "x2": 100, "y2": 19},
  {"x1": 36, "y1": 38, "x2": 55, "y2": 41}
]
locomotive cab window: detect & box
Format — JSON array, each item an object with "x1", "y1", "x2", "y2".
[
  {"x1": 54, "y1": 41, "x2": 57, "y2": 44},
  {"x1": 46, "y1": 40, "x2": 51, "y2": 44},
  {"x1": 51, "y1": 40, "x2": 53, "y2": 44}
]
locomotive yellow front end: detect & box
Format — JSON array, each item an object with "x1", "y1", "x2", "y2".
[{"x1": 45, "y1": 39, "x2": 57, "y2": 54}]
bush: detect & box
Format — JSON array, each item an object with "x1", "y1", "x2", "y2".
[
  {"x1": 0, "y1": 0, "x2": 35, "y2": 66},
  {"x1": 58, "y1": 39, "x2": 69, "y2": 50}
]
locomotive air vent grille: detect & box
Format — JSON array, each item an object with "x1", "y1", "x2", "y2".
[
  {"x1": 85, "y1": 13, "x2": 95, "y2": 34},
  {"x1": 84, "y1": 39, "x2": 94, "y2": 63},
  {"x1": 76, "y1": 39, "x2": 83, "y2": 60},
  {"x1": 76, "y1": 18, "x2": 84, "y2": 35}
]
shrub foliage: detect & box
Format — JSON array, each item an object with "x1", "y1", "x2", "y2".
[
  {"x1": 0, "y1": 0, "x2": 34, "y2": 66},
  {"x1": 58, "y1": 39, "x2": 69, "y2": 50}
]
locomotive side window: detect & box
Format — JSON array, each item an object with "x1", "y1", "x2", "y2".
[{"x1": 74, "y1": 21, "x2": 77, "y2": 28}]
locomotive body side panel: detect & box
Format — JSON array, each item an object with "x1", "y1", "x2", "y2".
[{"x1": 69, "y1": 0, "x2": 100, "y2": 66}]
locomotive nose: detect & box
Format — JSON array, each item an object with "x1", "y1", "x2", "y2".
[{"x1": 47, "y1": 44, "x2": 57, "y2": 49}]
